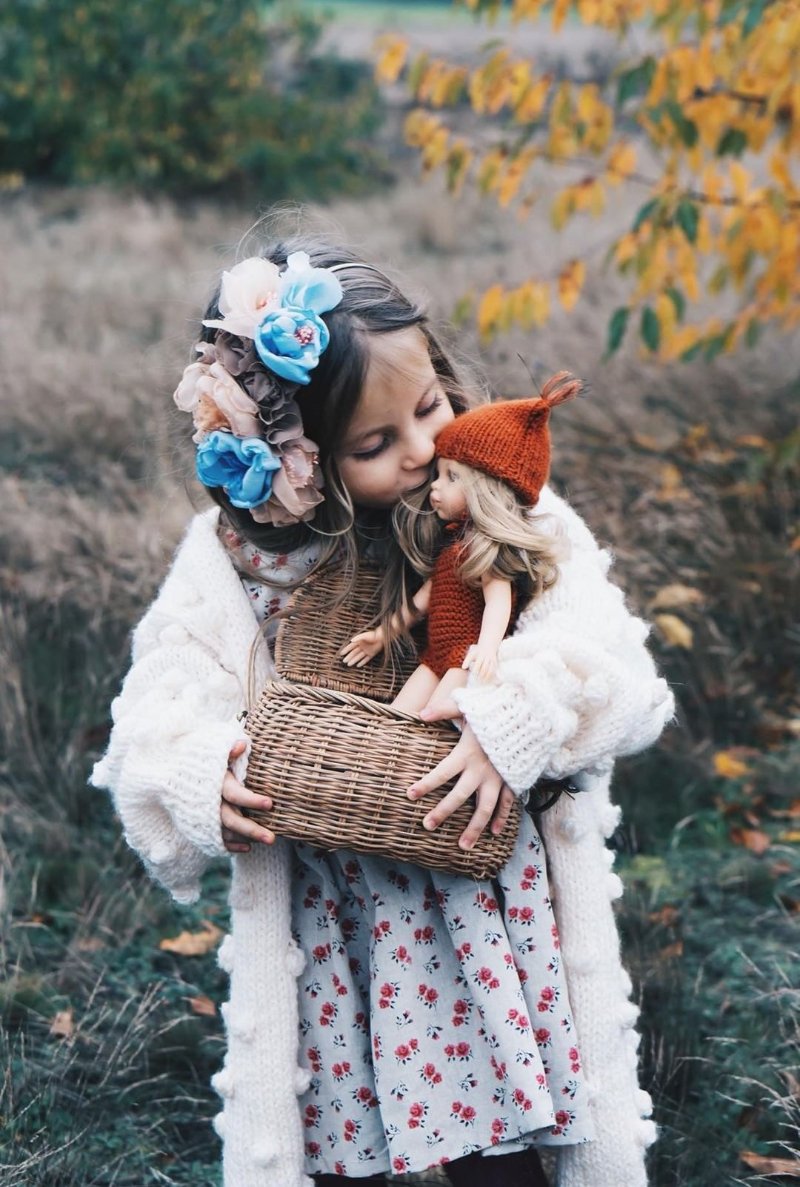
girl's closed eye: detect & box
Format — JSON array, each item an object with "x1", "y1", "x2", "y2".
[{"x1": 351, "y1": 391, "x2": 444, "y2": 462}]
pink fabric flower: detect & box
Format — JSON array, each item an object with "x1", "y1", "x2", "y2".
[
  {"x1": 250, "y1": 435, "x2": 324, "y2": 525},
  {"x1": 174, "y1": 354, "x2": 262, "y2": 442},
  {"x1": 202, "y1": 257, "x2": 282, "y2": 340}
]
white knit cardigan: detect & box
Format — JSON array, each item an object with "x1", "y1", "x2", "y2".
[{"x1": 91, "y1": 487, "x2": 674, "y2": 1187}]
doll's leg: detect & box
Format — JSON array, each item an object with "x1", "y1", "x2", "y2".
[
  {"x1": 445, "y1": 1146, "x2": 549, "y2": 1187},
  {"x1": 391, "y1": 664, "x2": 440, "y2": 713},
  {"x1": 421, "y1": 665, "x2": 469, "y2": 716}
]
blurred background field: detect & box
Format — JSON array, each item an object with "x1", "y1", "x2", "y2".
[{"x1": 1, "y1": 2, "x2": 798, "y2": 1184}]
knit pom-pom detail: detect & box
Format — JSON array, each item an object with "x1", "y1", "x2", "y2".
[
  {"x1": 211, "y1": 1067, "x2": 235, "y2": 1099},
  {"x1": 285, "y1": 941, "x2": 306, "y2": 978},
  {"x1": 636, "y1": 1088, "x2": 654, "y2": 1117},
  {"x1": 217, "y1": 934, "x2": 235, "y2": 973},
  {"x1": 607, "y1": 872, "x2": 625, "y2": 899},
  {"x1": 212, "y1": 1110, "x2": 226, "y2": 1139},
  {"x1": 600, "y1": 803, "x2": 622, "y2": 837},
  {"x1": 638, "y1": 1118, "x2": 658, "y2": 1148},
  {"x1": 294, "y1": 1066, "x2": 312, "y2": 1094},
  {"x1": 252, "y1": 1138, "x2": 279, "y2": 1167}
]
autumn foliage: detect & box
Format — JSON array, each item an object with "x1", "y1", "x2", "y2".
[{"x1": 376, "y1": 0, "x2": 800, "y2": 359}]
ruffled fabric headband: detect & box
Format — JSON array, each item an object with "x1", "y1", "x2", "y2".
[{"x1": 173, "y1": 253, "x2": 343, "y2": 526}]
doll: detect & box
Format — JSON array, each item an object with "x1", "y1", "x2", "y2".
[{"x1": 340, "y1": 372, "x2": 582, "y2": 714}]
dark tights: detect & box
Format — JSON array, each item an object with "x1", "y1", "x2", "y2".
[
  {"x1": 313, "y1": 1147, "x2": 549, "y2": 1186},
  {"x1": 445, "y1": 1147, "x2": 550, "y2": 1187}
]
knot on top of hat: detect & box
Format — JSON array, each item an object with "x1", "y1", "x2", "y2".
[
  {"x1": 538, "y1": 370, "x2": 582, "y2": 410},
  {"x1": 434, "y1": 371, "x2": 583, "y2": 507}
]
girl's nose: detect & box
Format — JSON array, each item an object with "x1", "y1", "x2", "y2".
[{"x1": 403, "y1": 424, "x2": 436, "y2": 469}]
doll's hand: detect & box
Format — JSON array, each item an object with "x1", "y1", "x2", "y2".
[
  {"x1": 220, "y1": 740, "x2": 276, "y2": 853},
  {"x1": 339, "y1": 629, "x2": 385, "y2": 668},
  {"x1": 462, "y1": 644, "x2": 498, "y2": 683},
  {"x1": 407, "y1": 722, "x2": 515, "y2": 850}
]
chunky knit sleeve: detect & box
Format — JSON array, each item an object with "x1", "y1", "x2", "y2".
[
  {"x1": 90, "y1": 601, "x2": 250, "y2": 903},
  {"x1": 453, "y1": 531, "x2": 674, "y2": 797}
]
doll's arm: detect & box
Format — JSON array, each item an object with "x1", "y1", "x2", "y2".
[
  {"x1": 462, "y1": 575, "x2": 513, "y2": 682},
  {"x1": 341, "y1": 579, "x2": 431, "y2": 668}
]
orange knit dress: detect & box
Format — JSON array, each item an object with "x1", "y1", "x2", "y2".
[{"x1": 420, "y1": 525, "x2": 519, "y2": 679}]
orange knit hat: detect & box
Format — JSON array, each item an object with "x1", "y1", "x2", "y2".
[{"x1": 435, "y1": 371, "x2": 582, "y2": 507}]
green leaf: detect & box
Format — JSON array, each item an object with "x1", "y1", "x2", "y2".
[
  {"x1": 743, "y1": 0, "x2": 765, "y2": 37},
  {"x1": 745, "y1": 319, "x2": 762, "y2": 348},
  {"x1": 633, "y1": 197, "x2": 659, "y2": 231},
  {"x1": 666, "y1": 287, "x2": 686, "y2": 321},
  {"x1": 717, "y1": 128, "x2": 748, "y2": 158},
  {"x1": 616, "y1": 57, "x2": 656, "y2": 106},
  {"x1": 680, "y1": 341, "x2": 705, "y2": 363},
  {"x1": 640, "y1": 306, "x2": 661, "y2": 353},
  {"x1": 676, "y1": 200, "x2": 699, "y2": 244},
  {"x1": 606, "y1": 306, "x2": 630, "y2": 356},
  {"x1": 665, "y1": 100, "x2": 698, "y2": 148},
  {"x1": 703, "y1": 334, "x2": 727, "y2": 361}
]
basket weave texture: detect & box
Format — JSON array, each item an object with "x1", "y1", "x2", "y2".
[
  {"x1": 274, "y1": 564, "x2": 421, "y2": 702},
  {"x1": 244, "y1": 680, "x2": 522, "y2": 879}
]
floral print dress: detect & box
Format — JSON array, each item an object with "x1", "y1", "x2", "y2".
[{"x1": 235, "y1": 536, "x2": 595, "y2": 1178}]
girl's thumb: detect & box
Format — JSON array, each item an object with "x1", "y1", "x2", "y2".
[{"x1": 228, "y1": 739, "x2": 247, "y2": 760}]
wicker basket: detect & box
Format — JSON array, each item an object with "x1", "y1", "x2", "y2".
[
  {"x1": 244, "y1": 680, "x2": 522, "y2": 880},
  {"x1": 274, "y1": 564, "x2": 419, "y2": 702}
]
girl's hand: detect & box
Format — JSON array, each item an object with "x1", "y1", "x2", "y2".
[
  {"x1": 220, "y1": 740, "x2": 276, "y2": 853},
  {"x1": 339, "y1": 628, "x2": 384, "y2": 668},
  {"x1": 407, "y1": 720, "x2": 515, "y2": 851}
]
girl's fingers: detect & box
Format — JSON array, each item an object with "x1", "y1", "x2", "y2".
[
  {"x1": 222, "y1": 771, "x2": 272, "y2": 811},
  {"x1": 220, "y1": 799, "x2": 275, "y2": 845},
  {"x1": 489, "y1": 785, "x2": 515, "y2": 836},
  {"x1": 457, "y1": 777, "x2": 503, "y2": 849},
  {"x1": 420, "y1": 766, "x2": 482, "y2": 831}
]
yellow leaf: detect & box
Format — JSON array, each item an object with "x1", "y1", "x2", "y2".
[
  {"x1": 654, "y1": 614, "x2": 693, "y2": 649},
  {"x1": 649, "y1": 584, "x2": 704, "y2": 611},
  {"x1": 374, "y1": 36, "x2": 408, "y2": 85},
  {"x1": 477, "y1": 284, "x2": 505, "y2": 340},
  {"x1": 778, "y1": 831, "x2": 800, "y2": 844},
  {"x1": 159, "y1": 921, "x2": 223, "y2": 957},
  {"x1": 557, "y1": 259, "x2": 585, "y2": 311},
  {"x1": 50, "y1": 1009, "x2": 74, "y2": 1039},
  {"x1": 606, "y1": 141, "x2": 636, "y2": 186},
  {"x1": 714, "y1": 750, "x2": 753, "y2": 780},
  {"x1": 655, "y1": 462, "x2": 692, "y2": 502}
]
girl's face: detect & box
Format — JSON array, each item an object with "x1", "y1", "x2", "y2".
[
  {"x1": 429, "y1": 457, "x2": 469, "y2": 523},
  {"x1": 336, "y1": 327, "x2": 454, "y2": 509}
]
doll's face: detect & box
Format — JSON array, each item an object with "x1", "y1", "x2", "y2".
[
  {"x1": 336, "y1": 327, "x2": 454, "y2": 509},
  {"x1": 429, "y1": 457, "x2": 469, "y2": 523}
]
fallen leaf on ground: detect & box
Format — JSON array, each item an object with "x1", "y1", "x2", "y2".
[
  {"x1": 778, "y1": 830, "x2": 800, "y2": 844},
  {"x1": 50, "y1": 1009, "x2": 74, "y2": 1039},
  {"x1": 654, "y1": 614, "x2": 693, "y2": 649},
  {"x1": 159, "y1": 921, "x2": 223, "y2": 957},
  {"x1": 713, "y1": 750, "x2": 754, "y2": 779},
  {"x1": 187, "y1": 995, "x2": 217, "y2": 1017},
  {"x1": 648, "y1": 905, "x2": 680, "y2": 926},
  {"x1": 648, "y1": 583, "x2": 705, "y2": 611},
  {"x1": 730, "y1": 827, "x2": 771, "y2": 855},
  {"x1": 658, "y1": 940, "x2": 684, "y2": 960},
  {"x1": 739, "y1": 1150, "x2": 800, "y2": 1176}
]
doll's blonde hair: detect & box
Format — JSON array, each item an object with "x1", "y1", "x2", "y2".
[{"x1": 395, "y1": 460, "x2": 567, "y2": 624}]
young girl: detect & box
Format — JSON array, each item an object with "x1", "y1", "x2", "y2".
[
  {"x1": 91, "y1": 234, "x2": 674, "y2": 1187},
  {"x1": 340, "y1": 375, "x2": 581, "y2": 718}
]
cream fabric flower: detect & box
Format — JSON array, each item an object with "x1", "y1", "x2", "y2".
[{"x1": 202, "y1": 257, "x2": 282, "y2": 340}]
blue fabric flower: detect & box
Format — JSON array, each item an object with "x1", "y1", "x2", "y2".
[
  {"x1": 252, "y1": 251, "x2": 343, "y2": 385},
  {"x1": 195, "y1": 431, "x2": 281, "y2": 509},
  {"x1": 254, "y1": 307, "x2": 331, "y2": 385}
]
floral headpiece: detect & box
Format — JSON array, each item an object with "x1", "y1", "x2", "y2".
[{"x1": 173, "y1": 253, "x2": 343, "y2": 526}]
